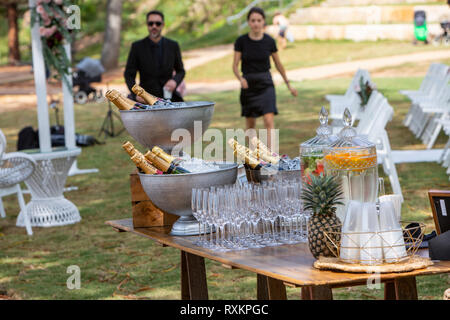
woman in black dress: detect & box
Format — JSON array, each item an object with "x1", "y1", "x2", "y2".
[{"x1": 232, "y1": 7, "x2": 297, "y2": 148}]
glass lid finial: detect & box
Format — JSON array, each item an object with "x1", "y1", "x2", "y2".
[
  {"x1": 343, "y1": 108, "x2": 352, "y2": 127},
  {"x1": 319, "y1": 106, "x2": 328, "y2": 125}
]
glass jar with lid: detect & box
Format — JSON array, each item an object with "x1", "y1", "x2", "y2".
[
  {"x1": 300, "y1": 107, "x2": 338, "y2": 183},
  {"x1": 323, "y1": 108, "x2": 378, "y2": 222}
]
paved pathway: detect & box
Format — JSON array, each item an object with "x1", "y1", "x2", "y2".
[
  {"x1": 183, "y1": 44, "x2": 233, "y2": 71},
  {"x1": 1, "y1": 48, "x2": 449, "y2": 99},
  {"x1": 187, "y1": 49, "x2": 450, "y2": 95}
]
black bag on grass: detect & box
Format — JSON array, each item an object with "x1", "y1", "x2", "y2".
[{"x1": 17, "y1": 126, "x2": 39, "y2": 151}]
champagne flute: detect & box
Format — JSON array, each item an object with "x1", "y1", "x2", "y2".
[{"x1": 191, "y1": 188, "x2": 202, "y2": 245}]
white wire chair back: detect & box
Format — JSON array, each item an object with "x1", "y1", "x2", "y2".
[{"x1": 0, "y1": 128, "x2": 36, "y2": 189}]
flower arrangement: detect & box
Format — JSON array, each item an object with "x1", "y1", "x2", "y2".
[
  {"x1": 355, "y1": 76, "x2": 376, "y2": 108},
  {"x1": 32, "y1": 0, "x2": 74, "y2": 89}
]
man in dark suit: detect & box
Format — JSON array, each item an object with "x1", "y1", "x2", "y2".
[{"x1": 124, "y1": 10, "x2": 185, "y2": 102}]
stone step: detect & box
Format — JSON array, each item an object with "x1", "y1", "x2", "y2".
[
  {"x1": 289, "y1": 5, "x2": 449, "y2": 24},
  {"x1": 266, "y1": 23, "x2": 444, "y2": 41}
]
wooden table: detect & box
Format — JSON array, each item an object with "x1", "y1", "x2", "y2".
[{"x1": 106, "y1": 219, "x2": 450, "y2": 300}]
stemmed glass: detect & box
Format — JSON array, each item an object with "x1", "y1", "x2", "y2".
[
  {"x1": 192, "y1": 188, "x2": 209, "y2": 246},
  {"x1": 191, "y1": 188, "x2": 202, "y2": 245},
  {"x1": 192, "y1": 177, "x2": 310, "y2": 250},
  {"x1": 262, "y1": 187, "x2": 279, "y2": 245}
]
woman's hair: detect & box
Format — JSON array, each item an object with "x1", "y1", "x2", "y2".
[{"x1": 247, "y1": 7, "x2": 265, "y2": 21}]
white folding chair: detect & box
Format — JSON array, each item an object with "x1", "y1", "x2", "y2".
[
  {"x1": 327, "y1": 69, "x2": 372, "y2": 123},
  {"x1": 332, "y1": 90, "x2": 385, "y2": 134},
  {"x1": 326, "y1": 69, "x2": 364, "y2": 104},
  {"x1": 355, "y1": 96, "x2": 402, "y2": 200},
  {"x1": 403, "y1": 64, "x2": 449, "y2": 128},
  {"x1": 0, "y1": 129, "x2": 36, "y2": 235},
  {"x1": 400, "y1": 63, "x2": 443, "y2": 101},
  {"x1": 439, "y1": 120, "x2": 450, "y2": 178},
  {"x1": 409, "y1": 82, "x2": 450, "y2": 143},
  {"x1": 418, "y1": 84, "x2": 450, "y2": 149}
]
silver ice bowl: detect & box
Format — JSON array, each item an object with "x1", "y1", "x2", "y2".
[
  {"x1": 120, "y1": 101, "x2": 215, "y2": 153},
  {"x1": 138, "y1": 162, "x2": 238, "y2": 235}
]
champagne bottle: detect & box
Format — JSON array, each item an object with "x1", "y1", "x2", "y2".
[
  {"x1": 106, "y1": 89, "x2": 147, "y2": 111},
  {"x1": 123, "y1": 141, "x2": 162, "y2": 174},
  {"x1": 144, "y1": 151, "x2": 190, "y2": 174},
  {"x1": 132, "y1": 84, "x2": 159, "y2": 105},
  {"x1": 227, "y1": 138, "x2": 252, "y2": 157},
  {"x1": 228, "y1": 139, "x2": 266, "y2": 170},
  {"x1": 122, "y1": 141, "x2": 137, "y2": 157},
  {"x1": 250, "y1": 136, "x2": 280, "y2": 165},
  {"x1": 130, "y1": 153, "x2": 162, "y2": 175},
  {"x1": 151, "y1": 146, "x2": 184, "y2": 166}
]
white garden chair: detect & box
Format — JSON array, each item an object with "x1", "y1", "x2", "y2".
[
  {"x1": 438, "y1": 120, "x2": 450, "y2": 179},
  {"x1": 402, "y1": 64, "x2": 449, "y2": 128},
  {"x1": 408, "y1": 82, "x2": 450, "y2": 142},
  {"x1": 325, "y1": 69, "x2": 364, "y2": 104},
  {"x1": 400, "y1": 63, "x2": 445, "y2": 102},
  {"x1": 0, "y1": 129, "x2": 35, "y2": 235},
  {"x1": 326, "y1": 69, "x2": 372, "y2": 123},
  {"x1": 420, "y1": 107, "x2": 450, "y2": 149},
  {"x1": 355, "y1": 95, "x2": 402, "y2": 199},
  {"x1": 331, "y1": 89, "x2": 385, "y2": 134}
]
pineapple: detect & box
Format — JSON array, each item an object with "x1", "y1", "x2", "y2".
[{"x1": 301, "y1": 174, "x2": 344, "y2": 259}]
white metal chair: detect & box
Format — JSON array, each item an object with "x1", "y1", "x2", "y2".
[{"x1": 0, "y1": 129, "x2": 36, "y2": 235}]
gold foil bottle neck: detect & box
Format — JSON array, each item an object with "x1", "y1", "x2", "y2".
[
  {"x1": 250, "y1": 136, "x2": 280, "y2": 164},
  {"x1": 130, "y1": 153, "x2": 158, "y2": 174},
  {"x1": 122, "y1": 141, "x2": 136, "y2": 157},
  {"x1": 228, "y1": 139, "x2": 261, "y2": 169},
  {"x1": 151, "y1": 146, "x2": 178, "y2": 164},
  {"x1": 132, "y1": 84, "x2": 158, "y2": 105},
  {"x1": 144, "y1": 151, "x2": 171, "y2": 172},
  {"x1": 106, "y1": 89, "x2": 134, "y2": 110}
]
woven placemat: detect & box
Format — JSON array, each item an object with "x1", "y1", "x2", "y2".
[{"x1": 314, "y1": 255, "x2": 433, "y2": 273}]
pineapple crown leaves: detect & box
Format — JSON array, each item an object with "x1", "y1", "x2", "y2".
[{"x1": 301, "y1": 173, "x2": 344, "y2": 216}]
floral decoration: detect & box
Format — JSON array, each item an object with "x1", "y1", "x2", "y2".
[
  {"x1": 355, "y1": 76, "x2": 377, "y2": 108},
  {"x1": 32, "y1": 0, "x2": 74, "y2": 89}
]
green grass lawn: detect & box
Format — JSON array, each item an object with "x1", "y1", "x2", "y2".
[
  {"x1": 0, "y1": 76, "x2": 449, "y2": 300},
  {"x1": 185, "y1": 40, "x2": 447, "y2": 82}
]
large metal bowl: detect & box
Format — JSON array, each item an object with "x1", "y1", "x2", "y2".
[
  {"x1": 120, "y1": 101, "x2": 214, "y2": 153},
  {"x1": 138, "y1": 162, "x2": 238, "y2": 235}
]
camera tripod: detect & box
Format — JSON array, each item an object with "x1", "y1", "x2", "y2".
[{"x1": 98, "y1": 100, "x2": 125, "y2": 139}]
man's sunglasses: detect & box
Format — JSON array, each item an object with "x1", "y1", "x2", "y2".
[{"x1": 147, "y1": 21, "x2": 162, "y2": 27}]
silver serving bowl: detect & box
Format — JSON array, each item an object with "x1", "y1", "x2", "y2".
[
  {"x1": 277, "y1": 169, "x2": 302, "y2": 181},
  {"x1": 138, "y1": 162, "x2": 238, "y2": 235},
  {"x1": 120, "y1": 101, "x2": 215, "y2": 153},
  {"x1": 244, "y1": 166, "x2": 301, "y2": 183}
]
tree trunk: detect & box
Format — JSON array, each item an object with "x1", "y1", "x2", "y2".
[
  {"x1": 101, "y1": 0, "x2": 123, "y2": 71},
  {"x1": 7, "y1": 2, "x2": 21, "y2": 65}
]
